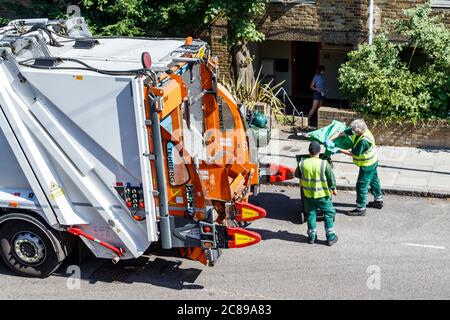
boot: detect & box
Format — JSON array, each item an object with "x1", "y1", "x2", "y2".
[
  {"x1": 307, "y1": 229, "x2": 317, "y2": 244},
  {"x1": 327, "y1": 235, "x2": 339, "y2": 246},
  {"x1": 347, "y1": 208, "x2": 366, "y2": 216},
  {"x1": 368, "y1": 201, "x2": 383, "y2": 209}
]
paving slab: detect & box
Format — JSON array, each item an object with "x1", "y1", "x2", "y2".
[{"x1": 259, "y1": 130, "x2": 450, "y2": 198}]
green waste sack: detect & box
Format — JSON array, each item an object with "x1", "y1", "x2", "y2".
[
  {"x1": 251, "y1": 111, "x2": 268, "y2": 129},
  {"x1": 306, "y1": 120, "x2": 353, "y2": 156}
]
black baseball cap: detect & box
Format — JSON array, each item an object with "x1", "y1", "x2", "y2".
[{"x1": 309, "y1": 141, "x2": 321, "y2": 155}]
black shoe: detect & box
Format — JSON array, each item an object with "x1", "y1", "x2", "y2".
[
  {"x1": 308, "y1": 237, "x2": 316, "y2": 244},
  {"x1": 327, "y1": 235, "x2": 339, "y2": 246},
  {"x1": 368, "y1": 201, "x2": 383, "y2": 209},
  {"x1": 347, "y1": 208, "x2": 366, "y2": 216}
]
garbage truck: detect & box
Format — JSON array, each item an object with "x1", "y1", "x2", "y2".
[{"x1": 0, "y1": 17, "x2": 289, "y2": 278}]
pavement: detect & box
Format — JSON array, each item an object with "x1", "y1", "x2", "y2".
[
  {"x1": 258, "y1": 128, "x2": 450, "y2": 198},
  {"x1": 1, "y1": 185, "x2": 449, "y2": 299}
]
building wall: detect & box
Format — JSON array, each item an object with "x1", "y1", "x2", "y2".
[
  {"x1": 209, "y1": 17, "x2": 233, "y2": 81},
  {"x1": 260, "y1": 1, "x2": 449, "y2": 45},
  {"x1": 259, "y1": 1, "x2": 367, "y2": 45},
  {"x1": 255, "y1": 40, "x2": 293, "y2": 95},
  {"x1": 211, "y1": 1, "x2": 450, "y2": 78}
]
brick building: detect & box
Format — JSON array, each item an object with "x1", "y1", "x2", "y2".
[{"x1": 211, "y1": 0, "x2": 450, "y2": 105}]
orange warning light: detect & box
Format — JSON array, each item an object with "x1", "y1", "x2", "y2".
[
  {"x1": 132, "y1": 215, "x2": 145, "y2": 221},
  {"x1": 9, "y1": 202, "x2": 19, "y2": 208},
  {"x1": 185, "y1": 36, "x2": 193, "y2": 46}
]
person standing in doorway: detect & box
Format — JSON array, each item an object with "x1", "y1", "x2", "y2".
[{"x1": 308, "y1": 65, "x2": 326, "y2": 125}]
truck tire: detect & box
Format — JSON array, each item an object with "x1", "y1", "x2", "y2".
[
  {"x1": 250, "y1": 184, "x2": 260, "y2": 196},
  {"x1": 299, "y1": 210, "x2": 306, "y2": 224},
  {"x1": 0, "y1": 218, "x2": 67, "y2": 278}
]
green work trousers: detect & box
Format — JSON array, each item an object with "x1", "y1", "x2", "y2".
[
  {"x1": 356, "y1": 162, "x2": 383, "y2": 209},
  {"x1": 304, "y1": 196, "x2": 336, "y2": 241}
]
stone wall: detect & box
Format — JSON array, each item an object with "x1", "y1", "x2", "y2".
[
  {"x1": 259, "y1": 0, "x2": 449, "y2": 44},
  {"x1": 210, "y1": 1, "x2": 450, "y2": 79},
  {"x1": 259, "y1": 1, "x2": 367, "y2": 45},
  {"x1": 209, "y1": 17, "x2": 233, "y2": 82},
  {"x1": 318, "y1": 107, "x2": 450, "y2": 148}
]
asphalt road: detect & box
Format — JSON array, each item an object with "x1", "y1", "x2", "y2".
[{"x1": 0, "y1": 185, "x2": 449, "y2": 300}]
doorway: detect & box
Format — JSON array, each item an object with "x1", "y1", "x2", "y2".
[{"x1": 292, "y1": 41, "x2": 321, "y2": 98}]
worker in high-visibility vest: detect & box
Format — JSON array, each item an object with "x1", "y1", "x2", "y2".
[
  {"x1": 327, "y1": 119, "x2": 383, "y2": 216},
  {"x1": 298, "y1": 141, "x2": 338, "y2": 246}
]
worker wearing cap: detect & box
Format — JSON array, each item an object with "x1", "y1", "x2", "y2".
[
  {"x1": 327, "y1": 119, "x2": 383, "y2": 216},
  {"x1": 297, "y1": 141, "x2": 338, "y2": 246}
]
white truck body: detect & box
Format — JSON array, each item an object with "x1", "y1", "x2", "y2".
[{"x1": 0, "y1": 18, "x2": 201, "y2": 260}]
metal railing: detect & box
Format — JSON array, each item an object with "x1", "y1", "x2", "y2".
[{"x1": 274, "y1": 87, "x2": 304, "y2": 126}]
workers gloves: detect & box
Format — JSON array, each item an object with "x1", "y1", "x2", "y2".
[
  {"x1": 323, "y1": 140, "x2": 335, "y2": 148},
  {"x1": 322, "y1": 140, "x2": 341, "y2": 155}
]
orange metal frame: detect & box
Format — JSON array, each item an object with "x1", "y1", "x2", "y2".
[{"x1": 144, "y1": 51, "x2": 260, "y2": 264}]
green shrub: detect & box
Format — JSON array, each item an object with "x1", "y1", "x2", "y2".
[
  {"x1": 339, "y1": 5, "x2": 450, "y2": 122},
  {"x1": 0, "y1": 18, "x2": 10, "y2": 27}
]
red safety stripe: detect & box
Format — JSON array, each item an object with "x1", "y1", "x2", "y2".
[{"x1": 67, "y1": 227, "x2": 124, "y2": 257}]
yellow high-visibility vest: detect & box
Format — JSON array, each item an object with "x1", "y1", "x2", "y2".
[
  {"x1": 299, "y1": 157, "x2": 331, "y2": 199},
  {"x1": 351, "y1": 129, "x2": 378, "y2": 167}
]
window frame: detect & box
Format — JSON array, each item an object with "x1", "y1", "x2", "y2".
[{"x1": 431, "y1": 0, "x2": 450, "y2": 8}]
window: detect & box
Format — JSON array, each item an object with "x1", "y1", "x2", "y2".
[
  {"x1": 166, "y1": 142, "x2": 190, "y2": 186},
  {"x1": 431, "y1": 0, "x2": 450, "y2": 8}
]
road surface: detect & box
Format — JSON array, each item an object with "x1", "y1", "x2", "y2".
[{"x1": 1, "y1": 185, "x2": 449, "y2": 299}]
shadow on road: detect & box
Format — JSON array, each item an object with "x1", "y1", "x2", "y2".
[
  {"x1": 250, "y1": 228, "x2": 330, "y2": 246},
  {"x1": 0, "y1": 261, "x2": 15, "y2": 277},
  {"x1": 251, "y1": 228, "x2": 308, "y2": 243},
  {"x1": 333, "y1": 201, "x2": 355, "y2": 215},
  {"x1": 0, "y1": 245, "x2": 204, "y2": 290},
  {"x1": 68, "y1": 245, "x2": 204, "y2": 290},
  {"x1": 250, "y1": 192, "x2": 356, "y2": 220},
  {"x1": 250, "y1": 191, "x2": 302, "y2": 224}
]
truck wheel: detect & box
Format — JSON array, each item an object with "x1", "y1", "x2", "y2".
[
  {"x1": 0, "y1": 220, "x2": 66, "y2": 278},
  {"x1": 251, "y1": 184, "x2": 260, "y2": 196},
  {"x1": 299, "y1": 211, "x2": 306, "y2": 224}
]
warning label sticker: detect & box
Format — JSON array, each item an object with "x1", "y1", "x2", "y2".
[{"x1": 49, "y1": 182, "x2": 64, "y2": 200}]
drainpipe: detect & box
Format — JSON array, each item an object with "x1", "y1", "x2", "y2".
[{"x1": 368, "y1": 0, "x2": 374, "y2": 45}]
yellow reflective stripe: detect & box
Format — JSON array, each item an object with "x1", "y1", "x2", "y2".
[
  {"x1": 302, "y1": 186, "x2": 327, "y2": 192},
  {"x1": 353, "y1": 147, "x2": 375, "y2": 160},
  {"x1": 320, "y1": 158, "x2": 325, "y2": 176},
  {"x1": 241, "y1": 207, "x2": 260, "y2": 220},
  {"x1": 302, "y1": 179, "x2": 325, "y2": 183},
  {"x1": 234, "y1": 233, "x2": 257, "y2": 246}
]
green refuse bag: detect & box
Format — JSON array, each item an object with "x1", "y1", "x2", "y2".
[
  {"x1": 306, "y1": 120, "x2": 353, "y2": 156},
  {"x1": 250, "y1": 111, "x2": 268, "y2": 129}
]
